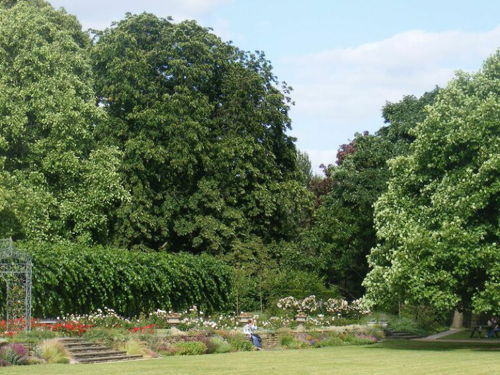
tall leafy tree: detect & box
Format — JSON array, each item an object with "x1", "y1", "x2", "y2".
[
  {"x1": 364, "y1": 51, "x2": 500, "y2": 315},
  {"x1": 0, "y1": 0, "x2": 128, "y2": 243},
  {"x1": 301, "y1": 134, "x2": 394, "y2": 297},
  {"x1": 300, "y1": 90, "x2": 439, "y2": 298},
  {"x1": 92, "y1": 14, "x2": 312, "y2": 252}
]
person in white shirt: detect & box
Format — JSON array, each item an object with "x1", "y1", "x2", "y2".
[{"x1": 243, "y1": 319, "x2": 262, "y2": 349}]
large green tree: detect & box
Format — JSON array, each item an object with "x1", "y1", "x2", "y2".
[
  {"x1": 364, "y1": 51, "x2": 500, "y2": 314},
  {"x1": 92, "y1": 13, "x2": 312, "y2": 252},
  {"x1": 0, "y1": 0, "x2": 128, "y2": 243},
  {"x1": 299, "y1": 90, "x2": 439, "y2": 298},
  {"x1": 300, "y1": 134, "x2": 394, "y2": 297}
]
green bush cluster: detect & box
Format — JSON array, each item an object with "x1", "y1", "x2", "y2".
[
  {"x1": 280, "y1": 330, "x2": 379, "y2": 349},
  {"x1": 172, "y1": 341, "x2": 208, "y2": 356},
  {"x1": 209, "y1": 337, "x2": 232, "y2": 353},
  {"x1": 15, "y1": 241, "x2": 232, "y2": 317}
]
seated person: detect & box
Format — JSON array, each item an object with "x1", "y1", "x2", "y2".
[
  {"x1": 487, "y1": 317, "x2": 499, "y2": 338},
  {"x1": 243, "y1": 319, "x2": 262, "y2": 349}
]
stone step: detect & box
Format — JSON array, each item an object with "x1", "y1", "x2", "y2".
[
  {"x1": 57, "y1": 338, "x2": 143, "y2": 364},
  {"x1": 70, "y1": 346, "x2": 114, "y2": 353},
  {"x1": 77, "y1": 354, "x2": 143, "y2": 364},
  {"x1": 72, "y1": 350, "x2": 127, "y2": 358},
  {"x1": 58, "y1": 337, "x2": 84, "y2": 342},
  {"x1": 63, "y1": 342, "x2": 99, "y2": 348}
]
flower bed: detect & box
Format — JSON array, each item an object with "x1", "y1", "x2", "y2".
[{"x1": 0, "y1": 295, "x2": 376, "y2": 367}]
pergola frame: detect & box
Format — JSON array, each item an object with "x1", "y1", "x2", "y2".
[{"x1": 0, "y1": 238, "x2": 32, "y2": 331}]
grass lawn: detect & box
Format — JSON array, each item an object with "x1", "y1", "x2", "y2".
[{"x1": 3, "y1": 341, "x2": 499, "y2": 375}]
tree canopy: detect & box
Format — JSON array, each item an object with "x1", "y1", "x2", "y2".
[
  {"x1": 364, "y1": 51, "x2": 500, "y2": 314},
  {"x1": 299, "y1": 89, "x2": 439, "y2": 298},
  {"x1": 0, "y1": 0, "x2": 127, "y2": 243},
  {"x1": 92, "y1": 13, "x2": 312, "y2": 252}
]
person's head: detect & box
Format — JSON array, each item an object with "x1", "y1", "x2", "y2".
[{"x1": 247, "y1": 319, "x2": 252, "y2": 324}]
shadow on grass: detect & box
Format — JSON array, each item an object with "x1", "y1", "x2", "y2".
[{"x1": 366, "y1": 340, "x2": 500, "y2": 352}]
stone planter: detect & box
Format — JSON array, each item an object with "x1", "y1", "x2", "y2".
[
  {"x1": 239, "y1": 313, "x2": 253, "y2": 324},
  {"x1": 165, "y1": 313, "x2": 182, "y2": 324},
  {"x1": 295, "y1": 313, "x2": 307, "y2": 322}
]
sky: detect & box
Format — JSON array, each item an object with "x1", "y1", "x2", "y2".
[{"x1": 49, "y1": 0, "x2": 500, "y2": 173}]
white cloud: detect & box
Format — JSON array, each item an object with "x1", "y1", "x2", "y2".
[
  {"x1": 286, "y1": 27, "x2": 500, "y2": 172},
  {"x1": 49, "y1": 0, "x2": 232, "y2": 29},
  {"x1": 286, "y1": 27, "x2": 500, "y2": 122}
]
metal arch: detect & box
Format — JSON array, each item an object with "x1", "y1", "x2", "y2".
[{"x1": 0, "y1": 238, "x2": 32, "y2": 331}]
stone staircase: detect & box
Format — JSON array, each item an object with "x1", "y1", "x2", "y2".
[{"x1": 58, "y1": 337, "x2": 143, "y2": 364}]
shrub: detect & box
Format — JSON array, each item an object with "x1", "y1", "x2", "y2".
[
  {"x1": 264, "y1": 270, "x2": 338, "y2": 314},
  {"x1": 317, "y1": 336, "x2": 343, "y2": 347},
  {"x1": 387, "y1": 317, "x2": 427, "y2": 336},
  {"x1": 10, "y1": 329, "x2": 56, "y2": 344},
  {"x1": 280, "y1": 335, "x2": 294, "y2": 346},
  {"x1": 343, "y1": 334, "x2": 378, "y2": 345},
  {"x1": 18, "y1": 241, "x2": 232, "y2": 317},
  {"x1": 400, "y1": 305, "x2": 446, "y2": 333},
  {"x1": 173, "y1": 341, "x2": 207, "y2": 356},
  {"x1": 83, "y1": 328, "x2": 125, "y2": 345},
  {"x1": 0, "y1": 343, "x2": 28, "y2": 365},
  {"x1": 225, "y1": 333, "x2": 253, "y2": 351},
  {"x1": 118, "y1": 339, "x2": 157, "y2": 358},
  {"x1": 37, "y1": 340, "x2": 69, "y2": 364},
  {"x1": 280, "y1": 335, "x2": 308, "y2": 349},
  {"x1": 0, "y1": 358, "x2": 11, "y2": 366},
  {"x1": 209, "y1": 337, "x2": 232, "y2": 353}
]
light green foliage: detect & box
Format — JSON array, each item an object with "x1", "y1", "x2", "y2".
[
  {"x1": 225, "y1": 333, "x2": 254, "y2": 351},
  {"x1": 365, "y1": 51, "x2": 500, "y2": 314},
  {"x1": 280, "y1": 335, "x2": 308, "y2": 349},
  {"x1": 118, "y1": 339, "x2": 149, "y2": 356},
  {"x1": 9, "y1": 329, "x2": 57, "y2": 345},
  {"x1": 209, "y1": 337, "x2": 232, "y2": 353},
  {"x1": 0, "y1": 0, "x2": 128, "y2": 243},
  {"x1": 82, "y1": 328, "x2": 129, "y2": 347},
  {"x1": 92, "y1": 13, "x2": 313, "y2": 252},
  {"x1": 296, "y1": 150, "x2": 313, "y2": 187},
  {"x1": 16, "y1": 241, "x2": 232, "y2": 317},
  {"x1": 37, "y1": 339, "x2": 69, "y2": 364},
  {"x1": 172, "y1": 341, "x2": 208, "y2": 356}
]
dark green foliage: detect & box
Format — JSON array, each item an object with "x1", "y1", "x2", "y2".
[
  {"x1": 261, "y1": 269, "x2": 338, "y2": 302},
  {"x1": 92, "y1": 13, "x2": 313, "y2": 252},
  {"x1": 13, "y1": 241, "x2": 232, "y2": 317},
  {"x1": 379, "y1": 88, "x2": 440, "y2": 148},
  {"x1": 301, "y1": 133, "x2": 396, "y2": 297}
]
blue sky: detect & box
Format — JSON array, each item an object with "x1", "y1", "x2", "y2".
[{"x1": 49, "y1": 0, "x2": 500, "y2": 172}]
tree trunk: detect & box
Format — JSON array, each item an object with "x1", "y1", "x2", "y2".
[{"x1": 451, "y1": 310, "x2": 464, "y2": 328}]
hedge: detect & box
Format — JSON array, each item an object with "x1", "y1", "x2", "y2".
[{"x1": 4, "y1": 241, "x2": 232, "y2": 317}]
